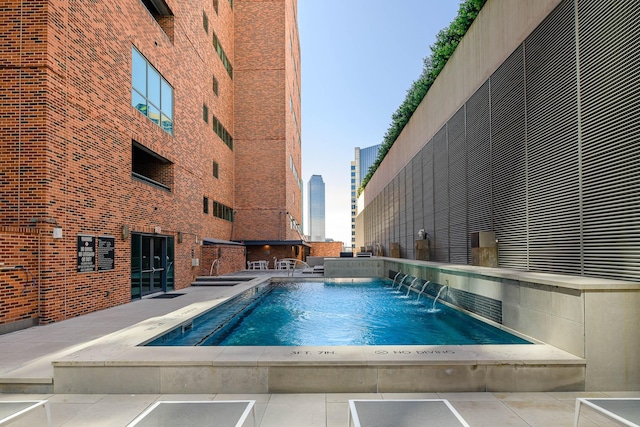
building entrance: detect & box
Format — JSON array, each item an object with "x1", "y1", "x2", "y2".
[{"x1": 131, "y1": 234, "x2": 174, "y2": 299}]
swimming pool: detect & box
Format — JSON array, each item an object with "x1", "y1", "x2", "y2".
[{"x1": 146, "y1": 279, "x2": 530, "y2": 346}]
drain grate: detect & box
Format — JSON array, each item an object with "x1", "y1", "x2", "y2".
[{"x1": 152, "y1": 293, "x2": 185, "y2": 299}]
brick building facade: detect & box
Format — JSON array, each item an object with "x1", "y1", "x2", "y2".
[{"x1": 0, "y1": 0, "x2": 302, "y2": 331}]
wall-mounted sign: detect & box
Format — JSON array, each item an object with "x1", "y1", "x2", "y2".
[
  {"x1": 97, "y1": 236, "x2": 115, "y2": 271},
  {"x1": 77, "y1": 235, "x2": 95, "y2": 272}
]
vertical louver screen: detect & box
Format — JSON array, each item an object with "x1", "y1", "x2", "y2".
[
  {"x1": 433, "y1": 127, "x2": 449, "y2": 262},
  {"x1": 412, "y1": 155, "x2": 424, "y2": 250},
  {"x1": 491, "y1": 46, "x2": 528, "y2": 270},
  {"x1": 383, "y1": 186, "x2": 390, "y2": 246},
  {"x1": 422, "y1": 143, "x2": 435, "y2": 241},
  {"x1": 466, "y1": 81, "x2": 492, "y2": 265},
  {"x1": 578, "y1": 0, "x2": 640, "y2": 279},
  {"x1": 402, "y1": 165, "x2": 414, "y2": 259},
  {"x1": 525, "y1": 0, "x2": 581, "y2": 275},
  {"x1": 398, "y1": 170, "x2": 409, "y2": 257},
  {"x1": 448, "y1": 106, "x2": 468, "y2": 264},
  {"x1": 360, "y1": 0, "x2": 640, "y2": 281}
]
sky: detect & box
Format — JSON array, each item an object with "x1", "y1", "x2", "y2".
[{"x1": 298, "y1": 1, "x2": 462, "y2": 246}]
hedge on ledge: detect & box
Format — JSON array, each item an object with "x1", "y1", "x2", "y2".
[{"x1": 359, "y1": 0, "x2": 487, "y2": 195}]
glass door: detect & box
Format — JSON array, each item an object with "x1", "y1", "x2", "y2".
[
  {"x1": 131, "y1": 234, "x2": 174, "y2": 299},
  {"x1": 141, "y1": 236, "x2": 164, "y2": 294}
]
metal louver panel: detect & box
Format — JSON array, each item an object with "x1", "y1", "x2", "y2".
[
  {"x1": 403, "y1": 163, "x2": 415, "y2": 259},
  {"x1": 433, "y1": 127, "x2": 449, "y2": 262},
  {"x1": 398, "y1": 169, "x2": 409, "y2": 257},
  {"x1": 367, "y1": 197, "x2": 372, "y2": 247},
  {"x1": 412, "y1": 155, "x2": 424, "y2": 242},
  {"x1": 525, "y1": 0, "x2": 581, "y2": 275},
  {"x1": 378, "y1": 187, "x2": 383, "y2": 246},
  {"x1": 422, "y1": 142, "x2": 435, "y2": 242},
  {"x1": 393, "y1": 175, "x2": 400, "y2": 245},
  {"x1": 376, "y1": 195, "x2": 382, "y2": 248},
  {"x1": 360, "y1": 0, "x2": 639, "y2": 283},
  {"x1": 382, "y1": 186, "x2": 389, "y2": 246},
  {"x1": 578, "y1": 0, "x2": 640, "y2": 281},
  {"x1": 491, "y1": 45, "x2": 528, "y2": 270},
  {"x1": 448, "y1": 106, "x2": 468, "y2": 264},
  {"x1": 466, "y1": 80, "x2": 492, "y2": 265},
  {"x1": 377, "y1": 194, "x2": 382, "y2": 247}
]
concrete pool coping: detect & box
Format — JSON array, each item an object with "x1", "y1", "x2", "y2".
[{"x1": 48, "y1": 274, "x2": 586, "y2": 394}]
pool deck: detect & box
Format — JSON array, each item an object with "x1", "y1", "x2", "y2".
[{"x1": 0, "y1": 270, "x2": 634, "y2": 425}]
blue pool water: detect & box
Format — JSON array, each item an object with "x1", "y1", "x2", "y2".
[{"x1": 146, "y1": 279, "x2": 531, "y2": 346}]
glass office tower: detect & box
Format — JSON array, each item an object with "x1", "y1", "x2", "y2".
[{"x1": 308, "y1": 175, "x2": 326, "y2": 241}]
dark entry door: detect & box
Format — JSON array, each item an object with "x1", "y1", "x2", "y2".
[
  {"x1": 141, "y1": 236, "x2": 164, "y2": 295},
  {"x1": 132, "y1": 234, "x2": 173, "y2": 298}
]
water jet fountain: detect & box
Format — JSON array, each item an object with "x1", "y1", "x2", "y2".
[
  {"x1": 427, "y1": 285, "x2": 448, "y2": 313},
  {"x1": 416, "y1": 280, "x2": 431, "y2": 303},
  {"x1": 396, "y1": 274, "x2": 409, "y2": 290},
  {"x1": 406, "y1": 277, "x2": 420, "y2": 296},
  {"x1": 391, "y1": 271, "x2": 402, "y2": 287}
]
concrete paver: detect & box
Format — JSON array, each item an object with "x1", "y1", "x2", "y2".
[{"x1": 1, "y1": 391, "x2": 639, "y2": 426}]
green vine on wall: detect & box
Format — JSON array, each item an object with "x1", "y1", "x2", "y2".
[{"x1": 358, "y1": 0, "x2": 487, "y2": 195}]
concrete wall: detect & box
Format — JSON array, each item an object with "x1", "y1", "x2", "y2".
[
  {"x1": 364, "y1": 0, "x2": 562, "y2": 202},
  {"x1": 324, "y1": 258, "x2": 385, "y2": 278},
  {"x1": 584, "y1": 291, "x2": 640, "y2": 391}
]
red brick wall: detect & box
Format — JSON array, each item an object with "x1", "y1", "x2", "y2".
[
  {"x1": 0, "y1": 0, "x2": 254, "y2": 327},
  {"x1": 309, "y1": 242, "x2": 344, "y2": 258},
  {"x1": 246, "y1": 244, "x2": 304, "y2": 269},
  {"x1": 0, "y1": 228, "x2": 40, "y2": 325},
  {"x1": 200, "y1": 244, "x2": 246, "y2": 276},
  {"x1": 0, "y1": 0, "x2": 299, "y2": 328},
  {"x1": 285, "y1": 0, "x2": 303, "y2": 235},
  {"x1": 233, "y1": 0, "x2": 303, "y2": 242}
]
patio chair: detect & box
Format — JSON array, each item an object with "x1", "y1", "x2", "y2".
[
  {"x1": 276, "y1": 260, "x2": 291, "y2": 270},
  {"x1": 0, "y1": 400, "x2": 51, "y2": 427},
  {"x1": 574, "y1": 398, "x2": 640, "y2": 427},
  {"x1": 348, "y1": 399, "x2": 470, "y2": 427},
  {"x1": 127, "y1": 400, "x2": 256, "y2": 427}
]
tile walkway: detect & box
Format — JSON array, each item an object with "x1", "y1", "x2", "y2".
[{"x1": 1, "y1": 390, "x2": 639, "y2": 426}]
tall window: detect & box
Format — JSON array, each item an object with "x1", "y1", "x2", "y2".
[
  {"x1": 213, "y1": 115, "x2": 233, "y2": 150},
  {"x1": 212, "y1": 31, "x2": 233, "y2": 78},
  {"x1": 131, "y1": 47, "x2": 174, "y2": 135},
  {"x1": 203, "y1": 11, "x2": 209, "y2": 34},
  {"x1": 213, "y1": 201, "x2": 234, "y2": 222}
]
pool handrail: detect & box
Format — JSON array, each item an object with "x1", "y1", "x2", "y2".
[
  {"x1": 209, "y1": 258, "x2": 220, "y2": 276},
  {"x1": 276, "y1": 258, "x2": 311, "y2": 276}
]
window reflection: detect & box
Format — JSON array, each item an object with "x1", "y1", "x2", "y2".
[
  {"x1": 131, "y1": 46, "x2": 174, "y2": 135},
  {"x1": 161, "y1": 80, "x2": 173, "y2": 118}
]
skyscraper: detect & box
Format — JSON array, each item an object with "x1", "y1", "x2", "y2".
[
  {"x1": 351, "y1": 145, "x2": 381, "y2": 250},
  {"x1": 308, "y1": 175, "x2": 326, "y2": 242}
]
